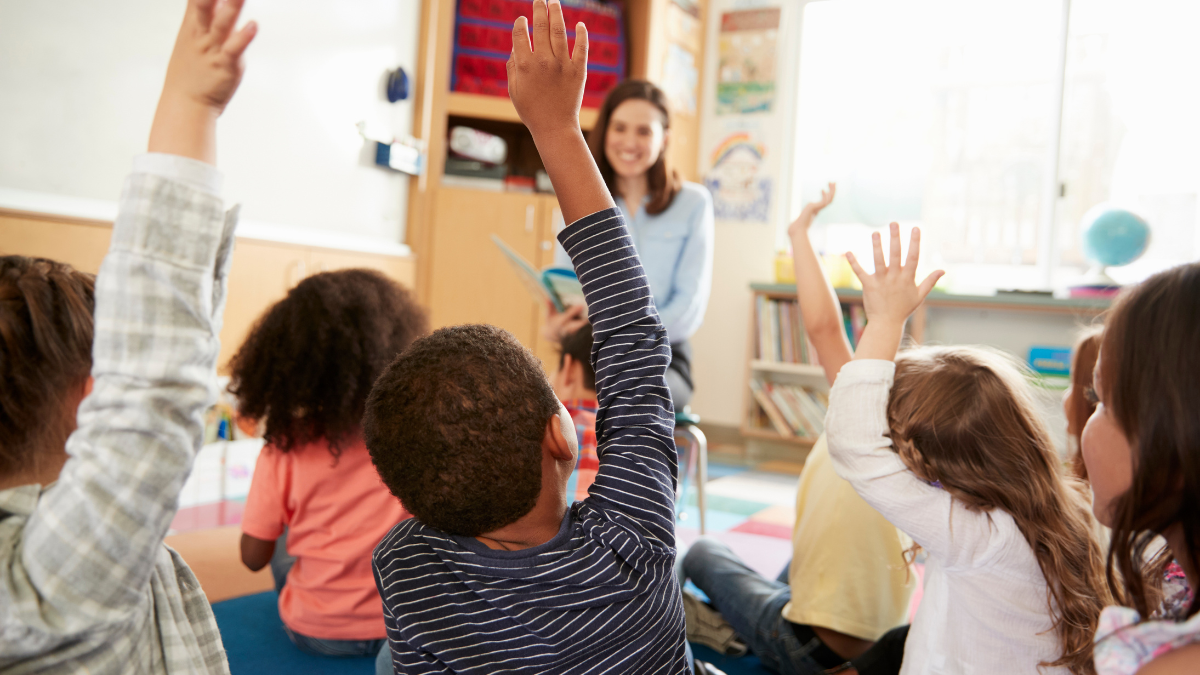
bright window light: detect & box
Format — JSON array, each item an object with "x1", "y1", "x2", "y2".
[{"x1": 789, "y1": 0, "x2": 1200, "y2": 292}]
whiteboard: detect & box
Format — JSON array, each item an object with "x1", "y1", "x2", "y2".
[{"x1": 0, "y1": 0, "x2": 420, "y2": 245}]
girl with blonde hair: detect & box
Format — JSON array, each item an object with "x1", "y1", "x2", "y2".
[{"x1": 826, "y1": 224, "x2": 1112, "y2": 675}]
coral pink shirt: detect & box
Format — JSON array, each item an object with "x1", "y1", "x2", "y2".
[{"x1": 241, "y1": 435, "x2": 409, "y2": 640}]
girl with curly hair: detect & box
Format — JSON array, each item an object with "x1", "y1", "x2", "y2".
[
  {"x1": 234, "y1": 268, "x2": 427, "y2": 658},
  {"x1": 825, "y1": 224, "x2": 1111, "y2": 675}
]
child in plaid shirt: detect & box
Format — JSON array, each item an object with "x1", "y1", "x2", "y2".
[{"x1": 0, "y1": 1, "x2": 255, "y2": 672}]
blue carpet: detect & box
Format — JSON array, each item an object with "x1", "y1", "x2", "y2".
[
  {"x1": 211, "y1": 592, "x2": 376, "y2": 675},
  {"x1": 691, "y1": 643, "x2": 773, "y2": 674}
]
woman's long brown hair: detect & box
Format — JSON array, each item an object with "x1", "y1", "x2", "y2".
[
  {"x1": 587, "y1": 80, "x2": 681, "y2": 215},
  {"x1": 889, "y1": 346, "x2": 1112, "y2": 675},
  {"x1": 1099, "y1": 262, "x2": 1200, "y2": 621}
]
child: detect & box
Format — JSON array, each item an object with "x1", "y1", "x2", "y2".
[
  {"x1": 363, "y1": 1, "x2": 689, "y2": 671},
  {"x1": 682, "y1": 184, "x2": 915, "y2": 674},
  {"x1": 233, "y1": 268, "x2": 425, "y2": 656},
  {"x1": 1063, "y1": 327, "x2": 1102, "y2": 480},
  {"x1": 553, "y1": 322, "x2": 600, "y2": 501},
  {"x1": 826, "y1": 224, "x2": 1111, "y2": 675},
  {"x1": 1083, "y1": 263, "x2": 1199, "y2": 674},
  {"x1": 0, "y1": 0, "x2": 254, "y2": 670}
]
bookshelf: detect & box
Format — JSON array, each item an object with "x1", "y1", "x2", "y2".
[{"x1": 446, "y1": 92, "x2": 600, "y2": 130}]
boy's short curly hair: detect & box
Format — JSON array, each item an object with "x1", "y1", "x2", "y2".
[
  {"x1": 229, "y1": 269, "x2": 427, "y2": 458},
  {"x1": 364, "y1": 324, "x2": 560, "y2": 536}
]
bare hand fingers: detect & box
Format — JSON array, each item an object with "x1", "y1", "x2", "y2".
[
  {"x1": 888, "y1": 222, "x2": 902, "y2": 271},
  {"x1": 904, "y1": 226, "x2": 921, "y2": 272},
  {"x1": 846, "y1": 251, "x2": 869, "y2": 283},
  {"x1": 190, "y1": 0, "x2": 217, "y2": 29},
  {"x1": 572, "y1": 22, "x2": 588, "y2": 66},
  {"x1": 916, "y1": 270, "x2": 945, "y2": 301},
  {"x1": 871, "y1": 232, "x2": 885, "y2": 276},
  {"x1": 211, "y1": 0, "x2": 245, "y2": 44},
  {"x1": 827, "y1": 182, "x2": 837, "y2": 202},
  {"x1": 531, "y1": 0, "x2": 550, "y2": 54},
  {"x1": 512, "y1": 15, "x2": 532, "y2": 56},
  {"x1": 548, "y1": 0, "x2": 569, "y2": 58},
  {"x1": 223, "y1": 20, "x2": 256, "y2": 58}
]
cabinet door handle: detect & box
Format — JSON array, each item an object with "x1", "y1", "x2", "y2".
[{"x1": 526, "y1": 204, "x2": 535, "y2": 233}]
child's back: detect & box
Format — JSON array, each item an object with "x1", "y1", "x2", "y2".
[
  {"x1": 826, "y1": 226, "x2": 1108, "y2": 675},
  {"x1": 364, "y1": 5, "x2": 687, "y2": 670},
  {"x1": 233, "y1": 268, "x2": 425, "y2": 649},
  {"x1": 242, "y1": 436, "x2": 407, "y2": 640},
  {"x1": 367, "y1": 209, "x2": 686, "y2": 674}
]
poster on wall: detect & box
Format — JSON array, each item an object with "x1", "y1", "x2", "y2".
[
  {"x1": 662, "y1": 44, "x2": 698, "y2": 114},
  {"x1": 705, "y1": 131, "x2": 772, "y2": 223},
  {"x1": 716, "y1": 8, "x2": 780, "y2": 115}
]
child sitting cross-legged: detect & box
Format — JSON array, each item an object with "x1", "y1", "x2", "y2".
[
  {"x1": 233, "y1": 268, "x2": 425, "y2": 657},
  {"x1": 826, "y1": 225, "x2": 1113, "y2": 675},
  {"x1": 0, "y1": 1, "x2": 254, "y2": 670},
  {"x1": 364, "y1": 1, "x2": 689, "y2": 672}
]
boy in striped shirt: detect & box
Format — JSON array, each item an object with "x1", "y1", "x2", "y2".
[{"x1": 362, "y1": 1, "x2": 688, "y2": 672}]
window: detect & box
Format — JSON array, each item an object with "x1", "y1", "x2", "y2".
[{"x1": 789, "y1": 0, "x2": 1200, "y2": 291}]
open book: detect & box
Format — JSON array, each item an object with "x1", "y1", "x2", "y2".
[{"x1": 492, "y1": 235, "x2": 585, "y2": 313}]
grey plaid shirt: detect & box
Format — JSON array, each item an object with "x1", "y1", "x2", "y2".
[{"x1": 0, "y1": 155, "x2": 238, "y2": 674}]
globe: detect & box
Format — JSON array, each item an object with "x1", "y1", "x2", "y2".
[{"x1": 1081, "y1": 204, "x2": 1150, "y2": 268}]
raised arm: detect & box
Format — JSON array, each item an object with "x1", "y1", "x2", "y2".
[
  {"x1": 508, "y1": 0, "x2": 612, "y2": 223},
  {"x1": 788, "y1": 183, "x2": 852, "y2": 386},
  {"x1": 824, "y1": 225, "x2": 1001, "y2": 566},
  {"x1": 511, "y1": 0, "x2": 676, "y2": 544},
  {"x1": 15, "y1": 0, "x2": 253, "y2": 627}
]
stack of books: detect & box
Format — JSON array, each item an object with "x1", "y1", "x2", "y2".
[
  {"x1": 747, "y1": 379, "x2": 828, "y2": 438},
  {"x1": 755, "y1": 296, "x2": 817, "y2": 364}
]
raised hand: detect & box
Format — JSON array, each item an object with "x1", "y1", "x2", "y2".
[
  {"x1": 846, "y1": 223, "x2": 943, "y2": 361},
  {"x1": 787, "y1": 182, "x2": 836, "y2": 241},
  {"x1": 149, "y1": 0, "x2": 257, "y2": 163},
  {"x1": 508, "y1": 0, "x2": 589, "y2": 139},
  {"x1": 543, "y1": 303, "x2": 588, "y2": 345}
]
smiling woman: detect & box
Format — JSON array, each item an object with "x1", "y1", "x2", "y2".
[{"x1": 550, "y1": 80, "x2": 715, "y2": 409}]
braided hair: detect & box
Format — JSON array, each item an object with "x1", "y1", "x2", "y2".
[{"x1": 0, "y1": 256, "x2": 96, "y2": 476}]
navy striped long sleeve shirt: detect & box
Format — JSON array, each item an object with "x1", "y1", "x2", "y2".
[{"x1": 373, "y1": 207, "x2": 686, "y2": 674}]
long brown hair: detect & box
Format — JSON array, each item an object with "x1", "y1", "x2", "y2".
[
  {"x1": 587, "y1": 80, "x2": 681, "y2": 215},
  {"x1": 0, "y1": 256, "x2": 95, "y2": 476},
  {"x1": 1067, "y1": 327, "x2": 1103, "y2": 480},
  {"x1": 1099, "y1": 262, "x2": 1200, "y2": 621},
  {"x1": 889, "y1": 346, "x2": 1111, "y2": 675}
]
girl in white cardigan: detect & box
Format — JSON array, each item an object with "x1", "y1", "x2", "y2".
[{"x1": 825, "y1": 224, "x2": 1111, "y2": 675}]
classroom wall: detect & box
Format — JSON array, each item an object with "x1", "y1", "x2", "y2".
[
  {"x1": 686, "y1": 0, "x2": 1096, "y2": 443},
  {"x1": 689, "y1": 0, "x2": 801, "y2": 427},
  {"x1": 0, "y1": 0, "x2": 420, "y2": 244}
]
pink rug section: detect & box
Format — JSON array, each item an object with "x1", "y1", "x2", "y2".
[
  {"x1": 730, "y1": 520, "x2": 793, "y2": 540},
  {"x1": 679, "y1": 529, "x2": 793, "y2": 581},
  {"x1": 172, "y1": 500, "x2": 245, "y2": 533}
]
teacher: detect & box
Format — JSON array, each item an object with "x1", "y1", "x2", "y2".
[{"x1": 550, "y1": 80, "x2": 715, "y2": 409}]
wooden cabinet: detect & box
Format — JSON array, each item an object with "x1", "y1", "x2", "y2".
[
  {"x1": 0, "y1": 210, "x2": 415, "y2": 374},
  {"x1": 405, "y1": 0, "x2": 711, "y2": 375},
  {"x1": 427, "y1": 188, "x2": 560, "y2": 357}
]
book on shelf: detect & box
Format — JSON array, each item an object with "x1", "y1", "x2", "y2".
[
  {"x1": 753, "y1": 296, "x2": 818, "y2": 365},
  {"x1": 747, "y1": 376, "x2": 828, "y2": 438}
]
